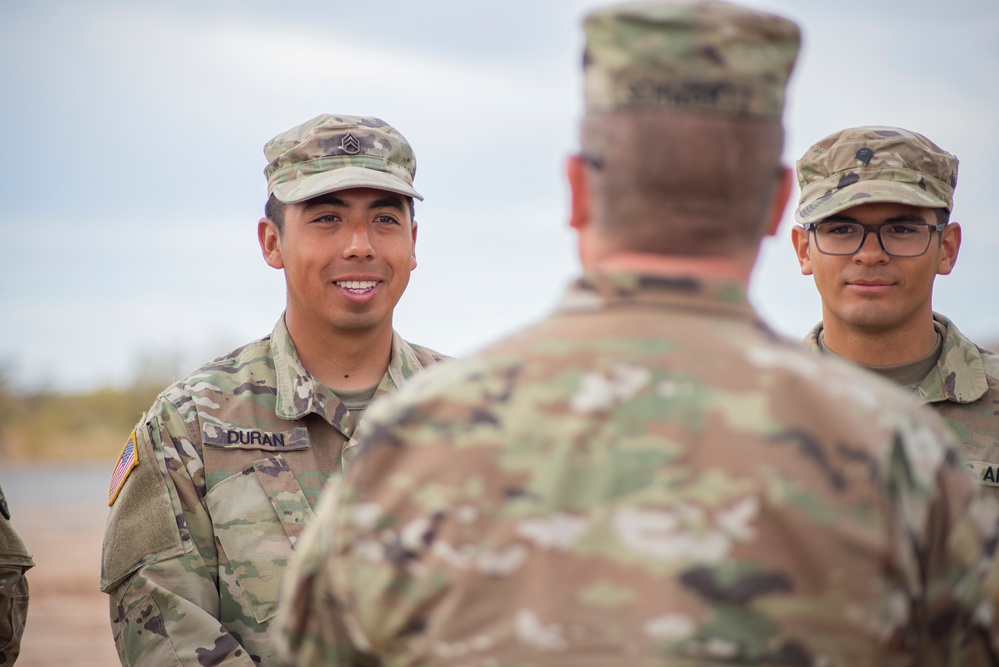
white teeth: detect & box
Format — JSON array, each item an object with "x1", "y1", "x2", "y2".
[{"x1": 336, "y1": 280, "x2": 377, "y2": 292}]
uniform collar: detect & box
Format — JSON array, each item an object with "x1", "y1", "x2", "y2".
[
  {"x1": 804, "y1": 314, "x2": 990, "y2": 405},
  {"x1": 915, "y1": 313, "x2": 990, "y2": 404},
  {"x1": 558, "y1": 271, "x2": 759, "y2": 323},
  {"x1": 269, "y1": 314, "x2": 433, "y2": 435}
]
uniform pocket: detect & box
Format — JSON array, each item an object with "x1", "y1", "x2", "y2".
[
  {"x1": 206, "y1": 455, "x2": 315, "y2": 623},
  {"x1": 0, "y1": 566, "x2": 28, "y2": 652}
]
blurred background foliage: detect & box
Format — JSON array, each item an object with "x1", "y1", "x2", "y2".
[
  {"x1": 3, "y1": 338, "x2": 998, "y2": 463},
  {"x1": 0, "y1": 351, "x2": 187, "y2": 461}
]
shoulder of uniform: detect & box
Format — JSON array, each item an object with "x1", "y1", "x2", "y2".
[
  {"x1": 933, "y1": 312, "x2": 999, "y2": 380},
  {"x1": 151, "y1": 336, "x2": 275, "y2": 402},
  {"x1": 190, "y1": 336, "x2": 273, "y2": 377},
  {"x1": 405, "y1": 341, "x2": 451, "y2": 365},
  {"x1": 978, "y1": 345, "x2": 999, "y2": 381}
]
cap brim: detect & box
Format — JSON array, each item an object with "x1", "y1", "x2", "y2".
[
  {"x1": 272, "y1": 166, "x2": 423, "y2": 203},
  {"x1": 795, "y1": 181, "x2": 947, "y2": 224}
]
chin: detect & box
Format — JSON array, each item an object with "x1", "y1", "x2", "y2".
[
  {"x1": 839, "y1": 309, "x2": 903, "y2": 332},
  {"x1": 329, "y1": 314, "x2": 385, "y2": 334}
]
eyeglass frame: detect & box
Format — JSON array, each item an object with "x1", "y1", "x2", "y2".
[{"x1": 801, "y1": 220, "x2": 948, "y2": 257}]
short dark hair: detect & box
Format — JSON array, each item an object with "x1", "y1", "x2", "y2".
[
  {"x1": 264, "y1": 193, "x2": 416, "y2": 234},
  {"x1": 264, "y1": 194, "x2": 286, "y2": 232},
  {"x1": 936, "y1": 208, "x2": 950, "y2": 226}
]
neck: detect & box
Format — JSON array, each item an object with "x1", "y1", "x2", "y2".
[
  {"x1": 590, "y1": 250, "x2": 756, "y2": 284},
  {"x1": 284, "y1": 312, "x2": 394, "y2": 391},
  {"x1": 820, "y1": 312, "x2": 939, "y2": 367}
]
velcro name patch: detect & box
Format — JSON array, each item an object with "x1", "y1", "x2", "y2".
[
  {"x1": 967, "y1": 460, "x2": 999, "y2": 488},
  {"x1": 202, "y1": 423, "x2": 309, "y2": 451}
]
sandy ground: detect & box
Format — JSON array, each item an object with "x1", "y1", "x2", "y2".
[
  {"x1": 4, "y1": 462, "x2": 117, "y2": 667},
  {"x1": 15, "y1": 499, "x2": 117, "y2": 666}
]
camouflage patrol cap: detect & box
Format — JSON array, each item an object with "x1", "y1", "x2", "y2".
[
  {"x1": 263, "y1": 114, "x2": 423, "y2": 204},
  {"x1": 582, "y1": 0, "x2": 801, "y2": 118},
  {"x1": 795, "y1": 126, "x2": 958, "y2": 224}
]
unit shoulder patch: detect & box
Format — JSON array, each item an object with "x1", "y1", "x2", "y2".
[{"x1": 109, "y1": 430, "x2": 140, "y2": 506}]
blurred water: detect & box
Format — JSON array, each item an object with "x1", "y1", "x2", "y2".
[{"x1": 2, "y1": 460, "x2": 112, "y2": 510}]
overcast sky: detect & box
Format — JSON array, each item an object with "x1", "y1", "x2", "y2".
[{"x1": 1, "y1": 0, "x2": 997, "y2": 392}]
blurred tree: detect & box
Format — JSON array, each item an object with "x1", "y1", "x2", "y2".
[{"x1": 0, "y1": 354, "x2": 177, "y2": 462}]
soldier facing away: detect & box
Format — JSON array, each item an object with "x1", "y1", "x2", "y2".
[
  {"x1": 0, "y1": 484, "x2": 33, "y2": 666},
  {"x1": 791, "y1": 126, "x2": 999, "y2": 494},
  {"x1": 276, "y1": 2, "x2": 999, "y2": 665},
  {"x1": 100, "y1": 115, "x2": 447, "y2": 666}
]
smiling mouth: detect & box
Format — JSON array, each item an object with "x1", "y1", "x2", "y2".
[{"x1": 336, "y1": 280, "x2": 379, "y2": 294}]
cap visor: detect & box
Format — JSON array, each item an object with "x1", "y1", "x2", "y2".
[
  {"x1": 796, "y1": 181, "x2": 946, "y2": 224},
  {"x1": 273, "y1": 166, "x2": 423, "y2": 203}
]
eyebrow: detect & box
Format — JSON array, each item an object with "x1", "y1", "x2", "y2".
[
  {"x1": 302, "y1": 193, "x2": 406, "y2": 213},
  {"x1": 821, "y1": 212, "x2": 926, "y2": 224}
]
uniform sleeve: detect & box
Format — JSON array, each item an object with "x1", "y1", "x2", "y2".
[
  {"x1": 101, "y1": 400, "x2": 257, "y2": 666},
  {"x1": 887, "y1": 415, "x2": 999, "y2": 663},
  {"x1": 0, "y1": 486, "x2": 33, "y2": 665},
  {"x1": 274, "y1": 475, "x2": 379, "y2": 667}
]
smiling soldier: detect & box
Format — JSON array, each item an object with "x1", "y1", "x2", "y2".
[
  {"x1": 792, "y1": 126, "x2": 999, "y2": 492},
  {"x1": 100, "y1": 114, "x2": 447, "y2": 666}
]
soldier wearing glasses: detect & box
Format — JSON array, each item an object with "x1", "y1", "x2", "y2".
[{"x1": 792, "y1": 125, "x2": 999, "y2": 491}]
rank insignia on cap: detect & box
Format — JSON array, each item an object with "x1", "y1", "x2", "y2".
[
  {"x1": 109, "y1": 430, "x2": 140, "y2": 506},
  {"x1": 341, "y1": 132, "x2": 360, "y2": 155},
  {"x1": 855, "y1": 147, "x2": 874, "y2": 165}
]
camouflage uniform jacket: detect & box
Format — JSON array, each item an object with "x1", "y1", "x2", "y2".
[
  {"x1": 0, "y1": 485, "x2": 33, "y2": 666},
  {"x1": 101, "y1": 314, "x2": 445, "y2": 667},
  {"x1": 805, "y1": 313, "x2": 999, "y2": 492},
  {"x1": 276, "y1": 272, "x2": 999, "y2": 667}
]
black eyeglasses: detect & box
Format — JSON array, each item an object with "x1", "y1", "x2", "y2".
[{"x1": 803, "y1": 220, "x2": 947, "y2": 257}]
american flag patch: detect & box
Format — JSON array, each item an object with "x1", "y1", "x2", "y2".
[{"x1": 109, "y1": 430, "x2": 139, "y2": 506}]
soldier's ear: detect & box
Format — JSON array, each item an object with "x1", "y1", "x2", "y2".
[
  {"x1": 258, "y1": 218, "x2": 284, "y2": 269},
  {"x1": 410, "y1": 220, "x2": 418, "y2": 271},
  {"x1": 791, "y1": 224, "x2": 813, "y2": 276},
  {"x1": 936, "y1": 221, "x2": 961, "y2": 276},
  {"x1": 763, "y1": 166, "x2": 793, "y2": 238},
  {"x1": 567, "y1": 154, "x2": 600, "y2": 268},
  {"x1": 567, "y1": 154, "x2": 591, "y2": 232}
]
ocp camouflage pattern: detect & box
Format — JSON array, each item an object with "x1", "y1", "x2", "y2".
[
  {"x1": 101, "y1": 314, "x2": 445, "y2": 666},
  {"x1": 806, "y1": 313, "x2": 999, "y2": 496},
  {"x1": 0, "y1": 484, "x2": 33, "y2": 666},
  {"x1": 277, "y1": 272, "x2": 999, "y2": 666},
  {"x1": 582, "y1": 0, "x2": 800, "y2": 117},
  {"x1": 795, "y1": 126, "x2": 959, "y2": 224},
  {"x1": 264, "y1": 114, "x2": 421, "y2": 204}
]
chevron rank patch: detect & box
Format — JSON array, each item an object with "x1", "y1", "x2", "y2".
[{"x1": 109, "y1": 430, "x2": 139, "y2": 506}]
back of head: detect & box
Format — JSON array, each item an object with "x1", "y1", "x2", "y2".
[{"x1": 580, "y1": 0, "x2": 800, "y2": 255}]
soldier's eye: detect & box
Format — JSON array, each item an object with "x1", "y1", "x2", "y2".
[{"x1": 821, "y1": 224, "x2": 859, "y2": 235}]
